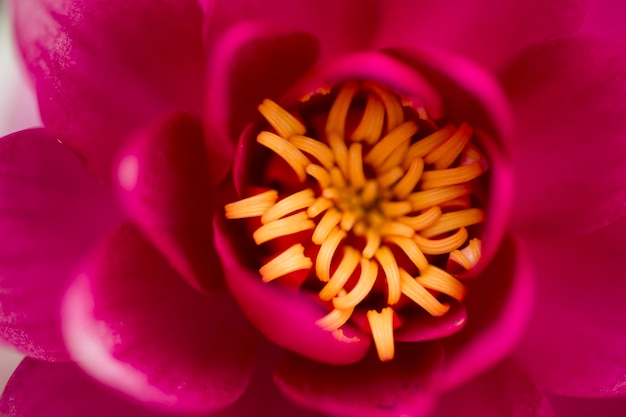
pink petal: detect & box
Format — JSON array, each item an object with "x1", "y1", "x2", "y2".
[
  {"x1": 434, "y1": 360, "x2": 553, "y2": 417},
  {"x1": 500, "y1": 38, "x2": 626, "y2": 237},
  {"x1": 62, "y1": 222, "x2": 258, "y2": 414},
  {"x1": 274, "y1": 344, "x2": 443, "y2": 417},
  {"x1": 204, "y1": 23, "x2": 320, "y2": 184},
  {"x1": 12, "y1": 0, "x2": 206, "y2": 180},
  {"x1": 0, "y1": 129, "x2": 121, "y2": 361},
  {"x1": 514, "y1": 216, "x2": 626, "y2": 397},
  {"x1": 549, "y1": 395, "x2": 626, "y2": 417},
  {"x1": 214, "y1": 215, "x2": 371, "y2": 366},
  {"x1": 580, "y1": 0, "x2": 626, "y2": 41},
  {"x1": 116, "y1": 112, "x2": 225, "y2": 293},
  {"x1": 0, "y1": 358, "x2": 175, "y2": 417},
  {"x1": 375, "y1": 0, "x2": 588, "y2": 71}
]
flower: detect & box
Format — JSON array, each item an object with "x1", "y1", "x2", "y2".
[{"x1": 1, "y1": 0, "x2": 626, "y2": 417}]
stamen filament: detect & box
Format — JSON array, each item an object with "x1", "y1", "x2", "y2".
[
  {"x1": 416, "y1": 265, "x2": 466, "y2": 301},
  {"x1": 261, "y1": 189, "x2": 315, "y2": 224},
  {"x1": 420, "y1": 208, "x2": 485, "y2": 238},
  {"x1": 362, "y1": 228, "x2": 382, "y2": 259},
  {"x1": 363, "y1": 81, "x2": 405, "y2": 133},
  {"x1": 259, "y1": 244, "x2": 313, "y2": 282},
  {"x1": 306, "y1": 164, "x2": 331, "y2": 189},
  {"x1": 290, "y1": 135, "x2": 335, "y2": 170},
  {"x1": 253, "y1": 212, "x2": 315, "y2": 245},
  {"x1": 333, "y1": 259, "x2": 378, "y2": 309},
  {"x1": 378, "y1": 138, "x2": 410, "y2": 174},
  {"x1": 258, "y1": 99, "x2": 306, "y2": 138},
  {"x1": 380, "y1": 201, "x2": 413, "y2": 218},
  {"x1": 384, "y1": 236, "x2": 429, "y2": 271},
  {"x1": 360, "y1": 180, "x2": 379, "y2": 207},
  {"x1": 348, "y1": 143, "x2": 367, "y2": 190},
  {"x1": 379, "y1": 221, "x2": 415, "y2": 238},
  {"x1": 307, "y1": 196, "x2": 333, "y2": 218},
  {"x1": 374, "y1": 246, "x2": 401, "y2": 305},
  {"x1": 316, "y1": 302, "x2": 355, "y2": 332},
  {"x1": 326, "y1": 81, "x2": 360, "y2": 137},
  {"x1": 367, "y1": 308, "x2": 395, "y2": 362},
  {"x1": 312, "y1": 209, "x2": 342, "y2": 244},
  {"x1": 351, "y1": 94, "x2": 385, "y2": 143},
  {"x1": 409, "y1": 184, "x2": 472, "y2": 211},
  {"x1": 420, "y1": 162, "x2": 485, "y2": 190},
  {"x1": 377, "y1": 167, "x2": 404, "y2": 189},
  {"x1": 224, "y1": 189, "x2": 278, "y2": 219},
  {"x1": 316, "y1": 228, "x2": 346, "y2": 282},
  {"x1": 328, "y1": 133, "x2": 349, "y2": 177},
  {"x1": 393, "y1": 157, "x2": 424, "y2": 200},
  {"x1": 397, "y1": 206, "x2": 442, "y2": 231},
  {"x1": 414, "y1": 227, "x2": 469, "y2": 255},
  {"x1": 403, "y1": 124, "x2": 456, "y2": 169},
  {"x1": 257, "y1": 131, "x2": 310, "y2": 181},
  {"x1": 399, "y1": 269, "x2": 450, "y2": 316},
  {"x1": 425, "y1": 122, "x2": 474, "y2": 169},
  {"x1": 365, "y1": 121, "x2": 418, "y2": 170},
  {"x1": 319, "y1": 246, "x2": 361, "y2": 300}
]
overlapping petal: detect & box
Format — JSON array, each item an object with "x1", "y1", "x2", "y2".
[
  {"x1": 62, "y1": 222, "x2": 258, "y2": 414},
  {"x1": 0, "y1": 129, "x2": 121, "y2": 361}
]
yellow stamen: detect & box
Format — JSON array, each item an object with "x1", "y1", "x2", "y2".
[
  {"x1": 330, "y1": 166, "x2": 347, "y2": 188},
  {"x1": 333, "y1": 258, "x2": 378, "y2": 309},
  {"x1": 347, "y1": 143, "x2": 367, "y2": 190},
  {"x1": 258, "y1": 99, "x2": 306, "y2": 138},
  {"x1": 384, "y1": 236, "x2": 429, "y2": 272},
  {"x1": 259, "y1": 244, "x2": 313, "y2": 282},
  {"x1": 316, "y1": 227, "x2": 346, "y2": 282},
  {"x1": 420, "y1": 208, "x2": 485, "y2": 238},
  {"x1": 319, "y1": 246, "x2": 361, "y2": 300},
  {"x1": 331, "y1": 328, "x2": 361, "y2": 343},
  {"x1": 377, "y1": 166, "x2": 404, "y2": 189},
  {"x1": 362, "y1": 228, "x2": 382, "y2": 259},
  {"x1": 328, "y1": 132, "x2": 349, "y2": 177},
  {"x1": 365, "y1": 121, "x2": 418, "y2": 170},
  {"x1": 316, "y1": 290, "x2": 355, "y2": 331},
  {"x1": 257, "y1": 131, "x2": 310, "y2": 182},
  {"x1": 379, "y1": 201, "x2": 413, "y2": 218},
  {"x1": 397, "y1": 206, "x2": 442, "y2": 231},
  {"x1": 340, "y1": 210, "x2": 360, "y2": 231},
  {"x1": 403, "y1": 124, "x2": 456, "y2": 169},
  {"x1": 379, "y1": 221, "x2": 415, "y2": 238},
  {"x1": 378, "y1": 138, "x2": 409, "y2": 174},
  {"x1": 449, "y1": 238, "x2": 482, "y2": 270},
  {"x1": 360, "y1": 180, "x2": 379, "y2": 207},
  {"x1": 393, "y1": 157, "x2": 424, "y2": 200},
  {"x1": 363, "y1": 81, "x2": 405, "y2": 133},
  {"x1": 414, "y1": 227, "x2": 469, "y2": 255},
  {"x1": 420, "y1": 162, "x2": 485, "y2": 190},
  {"x1": 312, "y1": 208, "x2": 342, "y2": 245},
  {"x1": 374, "y1": 246, "x2": 401, "y2": 305},
  {"x1": 416, "y1": 265, "x2": 466, "y2": 301},
  {"x1": 399, "y1": 269, "x2": 450, "y2": 316},
  {"x1": 306, "y1": 164, "x2": 331, "y2": 189},
  {"x1": 351, "y1": 94, "x2": 385, "y2": 143},
  {"x1": 409, "y1": 184, "x2": 472, "y2": 211},
  {"x1": 425, "y1": 122, "x2": 474, "y2": 169},
  {"x1": 253, "y1": 212, "x2": 315, "y2": 245},
  {"x1": 290, "y1": 135, "x2": 335, "y2": 170},
  {"x1": 440, "y1": 196, "x2": 472, "y2": 210},
  {"x1": 261, "y1": 189, "x2": 315, "y2": 224},
  {"x1": 367, "y1": 308, "x2": 395, "y2": 362},
  {"x1": 326, "y1": 81, "x2": 359, "y2": 137},
  {"x1": 307, "y1": 196, "x2": 333, "y2": 218},
  {"x1": 224, "y1": 189, "x2": 278, "y2": 219}
]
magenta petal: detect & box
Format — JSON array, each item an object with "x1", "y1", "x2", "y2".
[
  {"x1": 500, "y1": 38, "x2": 626, "y2": 237},
  {"x1": 214, "y1": 216, "x2": 371, "y2": 366},
  {"x1": 0, "y1": 129, "x2": 121, "y2": 361},
  {"x1": 434, "y1": 360, "x2": 553, "y2": 417},
  {"x1": 12, "y1": 0, "x2": 206, "y2": 179},
  {"x1": 550, "y1": 395, "x2": 626, "y2": 417},
  {"x1": 116, "y1": 112, "x2": 225, "y2": 293},
  {"x1": 515, "y1": 216, "x2": 626, "y2": 397},
  {"x1": 376, "y1": 0, "x2": 588, "y2": 70},
  {"x1": 62, "y1": 222, "x2": 258, "y2": 414},
  {"x1": 0, "y1": 358, "x2": 176, "y2": 417},
  {"x1": 274, "y1": 344, "x2": 443, "y2": 417},
  {"x1": 580, "y1": 0, "x2": 626, "y2": 41}
]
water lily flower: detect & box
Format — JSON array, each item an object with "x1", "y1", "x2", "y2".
[{"x1": 1, "y1": 0, "x2": 626, "y2": 416}]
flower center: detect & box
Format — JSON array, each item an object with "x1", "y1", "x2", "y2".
[{"x1": 225, "y1": 80, "x2": 488, "y2": 361}]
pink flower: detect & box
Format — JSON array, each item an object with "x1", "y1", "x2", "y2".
[{"x1": 1, "y1": 0, "x2": 626, "y2": 416}]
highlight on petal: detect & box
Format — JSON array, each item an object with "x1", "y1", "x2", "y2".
[
  {"x1": 500, "y1": 37, "x2": 626, "y2": 237},
  {"x1": 12, "y1": 0, "x2": 206, "y2": 180},
  {"x1": 62, "y1": 222, "x2": 258, "y2": 414},
  {"x1": 0, "y1": 129, "x2": 121, "y2": 361}
]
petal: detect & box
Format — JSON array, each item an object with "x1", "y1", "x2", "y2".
[
  {"x1": 434, "y1": 360, "x2": 553, "y2": 417},
  {"x1": 549, "y1": 395, "x2": 626, "y2": 417},
  {"x1": 580, "y1": 0, "x2": 626, "y2": 41},
  {"x1": 500, "y1": 38, "x2": 626, "y2": 237},
  {"x1": 274, "y1": 343, "x2": 443, "y2": 417},
  {"x1": 62, "y1": 222, "x2": 258, "y2": 414},
  {"x1": 214, "y1": 215, "x2": 371, "y2": 366},
  {"x1": 375, "y1": 0, "x2": 588, "y2": 71},
  {"x1": 12, "y1": 0, "x2": 206, "y2": 180},
  {"x1": 204, "y1": 23, "x2": 320, "y2": 184},
  {"x1": 0, "y1": 358, "x2": 175, "y2": 417},
  {"x1": 116, "y1": 111, "x2": 225, "y2": 293},
  {"x1": 515, "y1": 215, "x2": 626, "y2": 397},
  {"x1": 0, "y1": 129, "x2": 121, "y2": 361}
]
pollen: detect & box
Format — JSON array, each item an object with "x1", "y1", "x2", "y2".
[{"x1": 225, "y1": 81, "x2": 489, "y2": 361}]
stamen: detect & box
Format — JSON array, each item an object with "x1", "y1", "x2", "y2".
[
  {"x1": 253, "y1": 212, "x2": 315, "y2": 245},
  {"x1": 319, "y1": 246, "x2": 361, "y2": 300},
  {"x1": 399, "y1": 269, "x2": 450, "y2": 316},
  {"x1": 360, "y1": 180, "x2": 379, "y2": 207},
  {"x1": 414, "y1": 227, "x2": 469, "y2": 255},
  {"x1": 328, "y1": 133, "x2": 349, "y2": 177},
  {"x1": 347, "y1": 143, "x2": 367, "y2": 190},
  {"x1": 316, "y1": 294, "x2": 355, "y2": 331},
  {"x1": 409, "y1": 184, "x2": 472, "y2": 211},
  {"x1": 425, "y1": 122, "x2": 474, "y2": 169},
  {"x1": 224, "y1": 189, "x2": 278, "y2": 219},
  {"x1": 259, "y1": 244, "x2": 313, "y2": 282},
  {"x1": 312, "y1": 208, "x2": 342, "y2": 244},
  {"x1": 379, "y1": 221, "x2": 415, "y2": 238},
  {"x1": 379, "y1": 201, "x2": 413, "y2": 218},
  {"x1": 365, "y1": 121, "x2": 418, "y2": 170},
  {"x1": 258, "y1": 99, "x2": 306, "y2": 138},
  {"x1": 362, "y1": 228, "x2": 382, "y2": 259},
  {"x1": 449, "y1": 238, "x2": 482, "y2": 270},
  {"x1": 340, "y1": 210, "x2": 360, "y2": 232},
  {"x1": 403, "y1": 124, "x2": 456, "y2": 169},
  {"x1": 306, "y1": 164, "x2": 332, "y2": 189},
  {"x1": 326, "y1": 81, "x2": 359, "y2": 137},
  {"x1": 330, "y1": 166, "x2": 347, "y2": 188},
  {"x1": 363, "y1": 81, "x2": 405, "y2": 132},
  {"x1": 307, "y1": 196, "x2": 334, "y2": 218},
  {"x1": 257, "y1": 131, "x2": 310, "y2": 182},
  {"x1": 420, "y1": 162, "x2": 485, "y2": 190},
  {"x1": 261, "y1": 189, "x2": 315, "y2": 224},
  {"x1": 393, "y1": 157, "x2": 424, "y2": 200},
  {"x1": 384, "y1": 236, "x2": 429, "y2": 272},
  {"x1": 367, "y1": 308, "x2": 395, "y2": 361},
  {"x1": 416, "y1": 265, "x2": 466, "y2": 301},
  {"x1": 316, "y1": 227, "x2": 347, "y2": 282},
  {"x1": 377, "y1": 166, "x2": 404, "y2": 189},
  {"x1": 374, "y1": 246, "x2": 401, "y2": 305},
  {"x1": 351, "y1": 94, "x2": 385, "y2": 143},
  {"x1": 290, "y1": 135, "x2": 335, "y2": 170},
  {"x1": 378, "y1": 138, "x2": 410, "y2": 174},
  {"x1": 397, "y1": 206, "x2": 442, "y2": 231},
  {"x1": 420, "y1": 208, "x2": 485, "y2": 238},
  {"x1": 333, "y1": 258, "x2": 378, "y2": 309}
]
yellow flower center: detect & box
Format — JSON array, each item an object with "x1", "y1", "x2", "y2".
[{"x1": 225, "y1": 80, "x2": 488, "y2": 361}]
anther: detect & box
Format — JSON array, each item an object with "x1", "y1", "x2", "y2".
[
  {"x1": 261, "y1": 189, "x2": 315, "y2": 224},
  {"x1": 425, "y1": 122, "x2": 474, "y2": 169},
  {"x1": 351, "y1": 94, "x2": 385, "y2": 143},
  {"x1": 258, "y1": 99, "x2": 307, "y2": 139},
  {"x1": 347, "y1": 143, "x2": 367, "y2": 190},
  {"x1": 362, "y1": 81, "x2": 405, "y2": 133},
  {"x1": 393, "y1": 157, "x2": 424, "y2": 200},
  {"x1": 312, "y1": 209, "x2": 342, "y2": 244},
  {"x1": 319, "y1": 246, "x2": 361, "y2": 300},
  {"x1": 399, "y1": 269, "x2": 450, "y2": 316},
  {"x1": 449, "y1": 238, "x2": 482, "y2": 270},
  {"x1": 397, "y1": 206, "x2": 442, "y2": 231},
  {"x1": 384, "y1": 236, "x2": 429, "y2": 272},
  {"x1": 306, "y1": 164, "x2": 332, "y2": 189},
  {"x1": 290, "y1": 135, "x2": 335, "y2": 170},
  {"x1": 326, "y1": 81, "x2": 359, "y2": 137},
  {"x1": 374, "y1": 246, "x2": 401, "y2": 305},
  {"x1": 403, "y1": 124, "x2": 456, "y2": 169},
  {"x1": 257, "y1": 131, "x2": 310, "y2": 182},
  {"x1": 420, "y1": 162, "x2": 485, "y2": 190},
  {"x1": 259, "y1": 244, "x2": 313, "y2": 282},
  {"x1": 316, "y1": 228, "x2": 347, "y2": 282},
  {"x1": 333, "y1": 258, "x2": 378, "y2": 309},
  {"x1": 365, "y1": 121, "x2": 418, "y2": 170},
  {"x1": 328, "y1": 133, "x2": 349, "y2": 177},
  {"x1": 414, "y1": 227, "x2": 469, "y2": 255},
  {"x1": 224, "y1": 189, "x2": 278, "y2": 219},
  {"x1": 409, "y1": 184, "x2": 472, "y2": 211},
  {"x1": 253, "y1": 212, "x2": 315, "y2": 245},
  {"x1": 416, "y1": 266, "x2": 466, "y2": 301},
  {"x1": 367, "y1": 308, "x2": 395, "y2": 362},
  {"x1": 420, "y1": 208, "x2": 485, "y2": 238}
]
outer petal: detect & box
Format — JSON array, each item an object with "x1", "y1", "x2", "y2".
[
  {"x1": 12, "y1": 0, "x2": 206, "y2": 180},
  {"x1": 204, "y1": 23, "x2": 320, "y2": 184},
  {"x1": 0, "y1": 129, "x2": 121, "y2": 361},
  {"x1": 62, "y1": 222, "x2": 258, "y2": 414},
  {"x1": 549, "y1": 395, "x2": 626, "y2": 417},
  {"x1": 214, "y1": 215, "x2": 371, "y2": 366},
  {"x1": 0, "y1": 358, "x2": 174, "y2": 417},
  {"x1": 116, "y1": 111, "x2": 225, "y2": 293},
  {"x1": 580, "y1": 0, "x2": 626, "y2": 41},
  {"x1": 274, "y1": 344, "x2": 444, "y2": 417},
  {"x1": 375, "y1": 0, "x2": 588, "y2": 71},
  {"x1": 515, "y1": 216, "x2": 626, "y2": 397},
  {"x1": 500, "y1": 38, "x2": 626, "y2": 237}
]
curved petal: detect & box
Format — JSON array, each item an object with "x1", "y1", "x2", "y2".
[
  {"x1": 116, "y1": 111, "x2": 225, "y2": 293},
  {"x1": 12, "y1": 0, "x2": 206, "y2": 180},
  {"x1": 0, "y1": 358, "x2": 175, "y2": 417},
  {"x1": 515, "y1": 215, "x2": 626, "y2": 397},
  {"x1": 62, "y1": 222, "x2": 258, "y2": 414},
  {"x1": 434, "y1": 360, "x2": 553, "y2": 417},
  {"x1": 204, "y1": 23, "x2": 320, "y2": 184},
  {"x1": 580, "y1": 0, "x2": 626, "y2": 41},
  {"x1": 214, "y1": 215, "x2": 371, "y2": 366},
  {"x1": 500, "y1": 38, "x2": 626, "y2": 237},
  {"x1": 375, "y1": 0, "x2": 588, "y2": 71},
  {"x1": 274, "y1": 343, "x2": 443, "y2": 417},
  {"x1": 0, "y1": 129, "x2": 122, "y2": 361}
]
